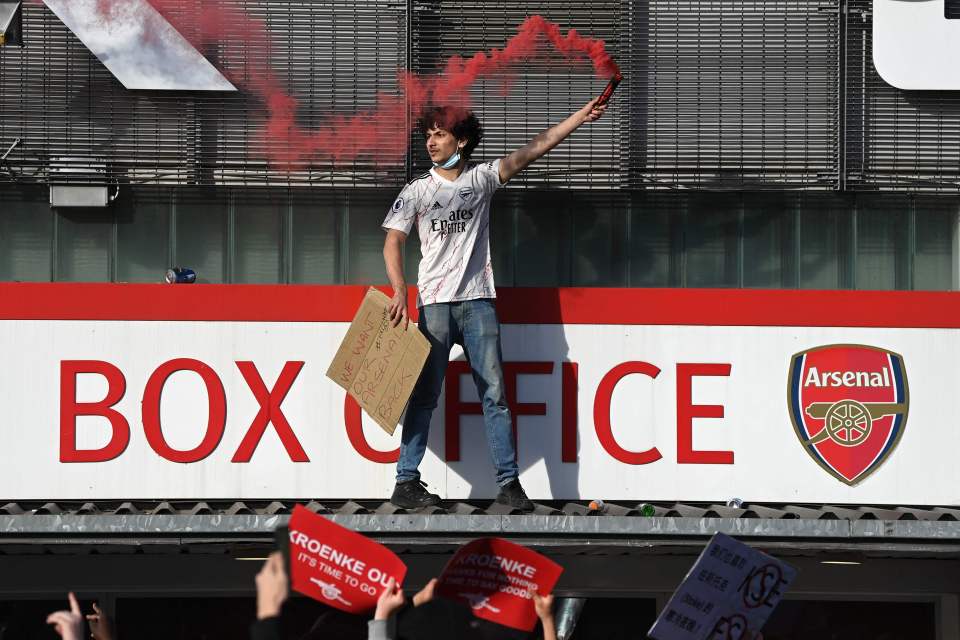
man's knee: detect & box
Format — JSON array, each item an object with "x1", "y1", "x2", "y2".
[
  {"x1": 409, "y1": 353, "x2": 448, "y2": 411},
  {"x1": 409, "y1": 373, "x2": 441, "y2": 409},
  {"x1": 478, "y1": 372, "x2": 508, "y2": 408},
  {"x1": 409, "y1": 391, "x2": 439, "y2": 412}
]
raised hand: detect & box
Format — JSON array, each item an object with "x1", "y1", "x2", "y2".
[
  {"x1": 46, "y1": 592, "x2": 84, "y2": 640},
  {"x1": 86, "y1": 602, "x2": 113, "y2": 640},
  {"x1": 533, "y1": 591, "x2": 555, "y2": 621},
  {"x1": 255, "y1": 552, "x2": 289, "y2": 620},
  {"x1": 532, "y1": 591, "x2": 557, "y2": 640},
  {"x1": 412, "y1": 578, "x2": 438, "y2": 607},
  {"x1": 580, "y1": 98, "x2": 608, "y2": 124},
  {"x1": 374, "y1": 577, "x2": 406, "y2": 621}
]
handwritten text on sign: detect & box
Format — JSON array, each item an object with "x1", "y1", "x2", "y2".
[
  {"x1": 648, "y1": 533, "x2": 797, "y2": 640},
  {"x1": 436, "y1": 537, "x2": 564, "y2": 632},
  {"x1": 287, "y1": 505, "x2": 407, "y2": 614},
  {"x1": 326, "y1": 288, "x2": 430, "y2": 435}
]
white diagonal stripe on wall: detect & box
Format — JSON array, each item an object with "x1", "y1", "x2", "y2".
[{"x1": 42, "y1": 0, "x2": 235, "y2": 91}]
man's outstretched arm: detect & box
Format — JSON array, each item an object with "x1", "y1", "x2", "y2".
[{"x1": 498, "y1": 98, "x2": 607, "y2": 184}]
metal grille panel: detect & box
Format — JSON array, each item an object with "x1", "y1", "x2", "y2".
[
  {"x1": 947, "y1": 0, "x2": 960, "y2": 20},
  {"x1": 3, "y1": 2, "x2": 960, "y2": 191},
  {"x1": 846, "y1": 0, "x2": 960, "y2": 192},
  {"x1": 627, "y1": 0, "x2": 840, "y2": 190},
  {"x1": 0, "y1": 0, "x2": 407, "y2": 187},
  {"x1": 410, "y1": 1, "x2": 624, "y2": 188}
]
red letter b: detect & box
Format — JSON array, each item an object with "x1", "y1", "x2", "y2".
[{"x1": 60, "y1": 360, "x2": 130, "y2": 463}]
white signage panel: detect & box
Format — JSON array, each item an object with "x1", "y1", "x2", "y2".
[
  {"x1": 0, "y1": 316, "x2": 956, "y2": 503},
  {"x1": 874, "y1": 0, "x2": 960, "y2": 90}
]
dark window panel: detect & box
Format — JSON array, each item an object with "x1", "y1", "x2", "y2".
[
  {"x1": 0, "y1": 599, "x2": 88, "y2": 640},
  {"x1": 913, "y1": 197, "x2": 957, "y2": 291},
  {"x1": 489, "y1": 192, "x2": 516, "y2": 288},
  {"x1": 116, "y1": 596, "x2": 346, "y2": 640},
  {"x1": 347, "y1": 190, "x2": 394, "y2": 286},
  {"x1": 234, "y1": 199, "x2": 284, "y2": 284},
  {"x1": 856, "y1": 195, "x2": 910, "y2": 291},
  {"x1": 765, "y1": 599, "x2": 934, "y2": 640},
  {"x1": 56, "y1": 209, "x2": 113, "y2": 283},
  {"x1": 0, "y1": 187, "x2": 53, "y2": 282},
  {"x1": 291, "y1": 195, "x2": 340, "y2": 285},
  {"x1": 116, "y1": 192, "x2": 170, "y2": 284},
  {"x1": 630, "y1": 193, "x2": 681, "y2": 288},
  {"x1": 403, "y1": 226, "x2": 421, "y2": 288},
  {"x1": 571, "y1": 193, "x2": 627, "y2": 287},
  {"x1": 798, "y1": 194, "x2": 853, "y2": 290},
  {"x1": 742, "y1": 193, "x2": 797, "y2": 289},
  {"x1": 175, "y1": 191, "x2": 228, "y2": 284},
  {"x1": 684, "y1": 194, "x2": 740, "y2": 288},
  {"x1": 515, "y1": 193, "x2": 572, "y2": 287}
]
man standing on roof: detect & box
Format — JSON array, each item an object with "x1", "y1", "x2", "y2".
[{"x1": 382, "y1": 98, "x2": 607, "y2": 511}]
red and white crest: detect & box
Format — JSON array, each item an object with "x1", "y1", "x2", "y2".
[{"x1": 788, "y1": 345, "x2": 909, "y2": 485}]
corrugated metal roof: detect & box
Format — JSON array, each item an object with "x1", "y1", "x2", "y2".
[
  {"x1": 3, "y1": 499, "x2": 959, "y2": 520},
  {"x1": 1, "y1": 501, "x2": 960, "y2": 548}
]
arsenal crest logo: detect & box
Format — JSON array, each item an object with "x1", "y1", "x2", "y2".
[{"x1": 788, "y1": 344, "x2": 909, "y2": 485}]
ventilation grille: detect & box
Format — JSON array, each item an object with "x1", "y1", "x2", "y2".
[{"x1": 1, "y1": 2, "x2": 959, "y2": 191}]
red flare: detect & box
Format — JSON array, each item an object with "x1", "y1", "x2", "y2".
[{"x1": 596, "y1": 73, "x2": 622, "y2": 107}]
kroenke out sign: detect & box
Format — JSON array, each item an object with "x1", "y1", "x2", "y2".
[
  {"x1": 0, "y1": 286, "x2": 956, "y2": 504},
  {"x1": 436, "y1": 537, "x2": 563, "y2": 632},
  {"x1": 287, "y1": 505, "x2": 407, "y2": 614}
]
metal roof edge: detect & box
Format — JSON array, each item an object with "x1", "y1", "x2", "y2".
[
  {"x1": 851, "y1": 519, "x2": 960, "y2": 540},
  {"x1": 0, "y1": 514, "x2": 959, "y2": 541}
]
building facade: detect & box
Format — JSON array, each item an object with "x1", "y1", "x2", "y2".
[{"x1": 2, "y1": 1, "x2": 960, "y2": 638}]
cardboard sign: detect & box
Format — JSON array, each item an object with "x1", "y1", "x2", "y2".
[
  {"x1": 287, "y1": 505, "x2": 407, "y2": 614},
  {"x1": 326, "y1": 287, "x2": 431, "y2": 435},
  {"x1": 435, "y1": 537, "x2": 564, "y2": 632},
  {"x1": 649, "y1": 533, "x2": 797, "y2": 640}
]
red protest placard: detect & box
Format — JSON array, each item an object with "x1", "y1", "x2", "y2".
[
  {"x1": 286, "y1": 505, "x2": 407, "y2": 614},
  {"x1": 435, "y1": 537, "x2": 564, "y2": 632}
]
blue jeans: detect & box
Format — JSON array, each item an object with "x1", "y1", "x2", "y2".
[{"x1": 397, "y1": 299, "x2": 519, "y2": 487}]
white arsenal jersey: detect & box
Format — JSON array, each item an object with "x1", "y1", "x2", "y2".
[{"x1": 382, "y1": 159, "x2": 504, "y2": 307}]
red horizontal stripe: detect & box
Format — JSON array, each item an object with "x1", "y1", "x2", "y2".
[{"x1": 0, "y1": 283, "x2": 958, "y2": 328}]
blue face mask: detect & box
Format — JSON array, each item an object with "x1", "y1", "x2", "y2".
[{"x1": 433, "y1": 149, "x2": 462, "y2": 170}]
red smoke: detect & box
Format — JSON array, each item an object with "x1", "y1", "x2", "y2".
[
  {"x1": 82, "y1": 1, "x2": 620, "y2": 169},
  {"x1": 430, "y1": 15, "x2": 621, "y2": 107}
]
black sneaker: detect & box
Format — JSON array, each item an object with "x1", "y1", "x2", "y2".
[
  {"x1": 495, "y1": 479, "x2": 534, "y2": 512},
  {"x1": 390, "y1": 479, "x2": 441, "y2": 509}
]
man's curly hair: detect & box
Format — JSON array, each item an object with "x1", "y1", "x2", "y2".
[{"x1": 418, "y1": 106, "x2": 483, "y2": 160}]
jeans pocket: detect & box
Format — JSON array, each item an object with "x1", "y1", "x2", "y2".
[{"x1": 467, "y1": 299, "x2": 499, "y2": 338}]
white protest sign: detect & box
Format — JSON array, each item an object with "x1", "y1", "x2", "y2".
[{"x1": 648, "y1": 533, "x2": 796, "y2": 640}]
